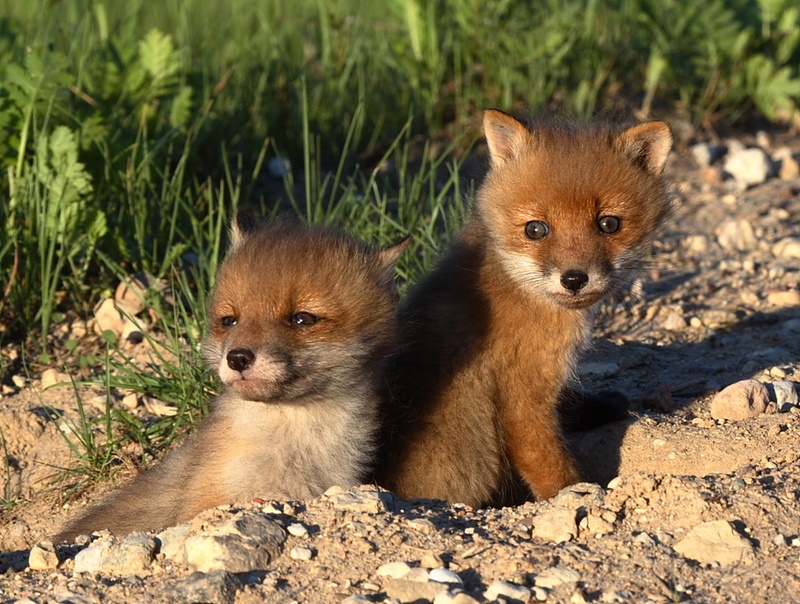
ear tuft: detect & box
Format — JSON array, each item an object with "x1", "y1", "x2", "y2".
[
  {"x1": 231, "y1": 210, "x2": 258, "y2": 248},
  {"x1": 615, "y1": 121, "x2": 672, "y2": 175},
  {"x1": 483, "y1": 109, "x2": 531, "y2": 169},
  {"x1": 379, "y1": 235, "x2": 411, "y2": 269}
]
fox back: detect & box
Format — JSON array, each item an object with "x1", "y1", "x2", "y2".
[
  {"x1": 376, "y1": 111, "x2": 672, "y2": 507},
  {"x1": 56, "y1": 217, "x2": 405, "y2": 541}
]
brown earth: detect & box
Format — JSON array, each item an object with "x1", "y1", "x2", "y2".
[{"x1": 1, "y1": 130, "x2": 799, "y2": 603}]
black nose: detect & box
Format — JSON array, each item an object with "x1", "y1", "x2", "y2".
[
  {"x1": 227, "y1": 348, "x2": 255, "y2": 372},
  {"x1": 560, "y1": 270, "x2": 589, "y2": 293}
]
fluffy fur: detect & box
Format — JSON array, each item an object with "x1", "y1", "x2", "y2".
[
  {"x1": 56, "y1": 216, "x2": 405, "y2": 541},
  {"x1": 375, "y1": 110, "x2": 673, "y2": 507}
]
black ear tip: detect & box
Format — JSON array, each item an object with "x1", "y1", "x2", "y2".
[{"x1": 234, "y1": 209, "x2": 258, "y2": 234}]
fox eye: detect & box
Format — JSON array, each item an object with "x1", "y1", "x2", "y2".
[
  {"x1": 289, "y1": 312, "x2": 319, "y2": 327},
  {"x1": 525, "y1": 220, "x2": 549, "y2": 240},
  {"x1": 598, "y1": 215, "x2": 621, "y2": 234},
  {"x1": 220, "y1": 316, "x2": 238, "y2": 328}
]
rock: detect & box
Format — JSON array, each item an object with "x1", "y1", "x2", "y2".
[
  {"x1": 73, "y1": 534, "x2": 158, "y2": 574},
  {"x1": 120, "y1": 392, "x2": 140, "y2": 410},
  {"x1": 690, "y1": 142, "x2": 724, "y2": 167},
  {"x1": 142, "y1": 395, "x2": 178, "y2": 417},
  {"x1": 699, "y1": 309, "x2": 738, "y2": 329},
  {"x1": 157, "y1": 524, "x2": 192, "y2": 562},
  {"x1": 715, "y1": 219, "x2": 757, "y2": 251},
  {"x1": 534, "y1": 566, "x2": 581, "y2": 588},
  {"x1": 433, "y1": 592, "x2": 481, "y2": 604},
  {"x1": 405, "y1": 567, "x2": 432, "y2": 582},
  {"x1": 580, "y1": 362, "x2": 619, "y2": 379},
  {"x1": 183, "y1": 512, "x2": 285, "y2": 573},
  {"x1": 377, "y1": 561, "x2": 412, "y2": 579},
  {"x1": 114, "y1": 272, "x2": 157, "y2": 316},
  {"x1": 766, "y1": 290, "x2": 800, "y2": 307},
  {"x1": 553, "y1": 482, "x2": 605, "y2": 511},
  {"x1": 709, "y1": 380, "x2": 769, "y2": 421},
  {"x1": 662, "y1": 311, "x2": 687, "y2": 331},
  {"x1": 289, "y1": 546, "x2": 313, "y2": 560},
  {"x1": 326, "y1": 487, "x2": 391, "y2": 514},
  {"x1": 421, "y1": 552, "x2": 445, "y2": 569},
  {"x1": 428, "y1": 567, "x2": 463, "y2": 586},
  {"x1": 772, "y1": 381, "x2": 799, "y2": 410},
  {"x1": 723, "y1": 147, "x2": 772, "y2": 188},
  {"x1": 28, "y1": 540, "x2": 59, "y2": 570},
  {"x1": 773, "y1": 147, "x2": 800, "y2": 180},
  {"x1": 484, "y1": 580, "x2": 531, "y2": 603},
  {"x1": 773, "y1": 237, "x2": 800, "y2": 259},
  {"x1": 166, "y1": 570, "x2": 241, "y2": 604},
  {"x1": 384, "y1": 578, "x2": 449, "y2": 602},
  {"x1": 93, "y1": 298, "x2": 125, "y2": 337},
  {"x1": 40, "y1": 369, "x2": 68, "y2": 390},
  {"x1": 532, "y1": 509, "x2": 577, "y2": 543},
  {"x1": 673, "y1": 520, "x2": 755, "y2": 565},
  {"x1": 286, "y1": 522, "x2": 309, "y2": 537}
]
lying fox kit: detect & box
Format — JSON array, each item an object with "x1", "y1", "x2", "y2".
[
  {"x1": 376, "y1": 110, "x2": 673, "y2": 507},
  {"x1": 56, "y1": 215, "x2": 405, "y2": 541}
]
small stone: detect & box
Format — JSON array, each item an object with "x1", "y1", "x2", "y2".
[
  {"x1": 673, "y1": 520, "x2": 755, "y2": 565},
  {"x1": 433, "y1": 592, "x2": 481, "y2": 604},
  {"x1": 93, "y1": 298, "x2": 125, "y2": 337},
  {"x1": 773, "y1": 237, "x2": 800, "y2": 259},
  {"x1": 484, "y1": 580, "x2": 531, "y2": 603},
  {"x1": 384, "y1": 578, "x2": 449, "y2": 602},
  {"x1": 289, "y1": 546, "x2": 313, "y2": 561},
  {"x1": 532, "y1": 509, "x2": 578, "y2": 543},
  {"x1": 405, "y1": 567, "x2": 431, "y2": 582},
  {"x1": 586, "y1": 515, "x2": 614, "y2": 536},
  {"x1": 534, "y1": 566, "x2": 581, "y2": 589},
  {"x1": 142, "y1": 396, "x2": 178, "y2": 417},
  {"x1": 40, "y1": 369, "x2": 61, "y2": 390},
  {"x1": 684, "y1": 234, "x2": 709, "y2": 253},
  {"x1": 120, "y1": 392, "x2": 140, "y2": 410},
  {"x1": 580, "y1": 362, "x2": 620, "y2": 379},
  {"x1": 286, "y1": 523, "x2": 308, "y2": 538},
  {"x1": 709, "y1": 380, "x2": 769, "y2": 421},
  {"x1": 691, "y1": 142, "x2": 724, "y2": 167},
  {"x1": 428, "y1": 568, "x2": 463, "y2": 586},
  {"x1": 326, "y1": 487, "x2": 391, "y2": 514},
  {"x1": 157, "y1": 524, "x2": 191, "y2": 562},
  {"x1": 715, "y1": 219, "x2": 757, "y2": 251},
  {"x1": 420, "y1": 552, "x2": 445, "y2": 569},
  {"x1": 167, "y1": 570, "x2": 241, "y2": 604},
  {"x1": 11, "y1": 375, "x2": 26, "y2": 388},
  {"x1": 723, "y1": 147, "x2": 771, "y2": 188},
  {"x1": 700, "y1": 309, "x2": 738, "y2": 329},
  {"x1": 662, "y1": 311, "x2": 687, "y2": 331},
  {"x1": 773, "y1": 534, "x2": 788, "y2": 546},
  {"x1": 377, "y1": 561, "x2": 412, "y2": 579},
  {"x1": 773, "y1": 147, "x2": 800, "y2": 180},
  {"x1": 766, "y1": 290, "x2": 800, "y2": 307},
  {"x1": 73, "y1": 534, "x2": 158, "y2": 574},
  {"x1": 772, "y1": 381, "x2": 798, "y2": 410},
  {"x1": 28, "y1": 541, "x2": 59, "y2": 570},
  {"x1": 532, "y1": 586, "x2": 549, "y2": 601}
]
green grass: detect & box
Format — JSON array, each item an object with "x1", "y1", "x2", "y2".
[{"x1": 0, "y1": 0, "x2": 798, "y2": 491}]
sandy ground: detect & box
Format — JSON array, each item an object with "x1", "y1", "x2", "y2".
[{"x1": 1, "y1": 129, "x2": 799, "y2": 603}]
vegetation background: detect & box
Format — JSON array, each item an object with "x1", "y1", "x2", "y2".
[{"x1": 0, "y1": 0, "x2": 798, "y2": 501}]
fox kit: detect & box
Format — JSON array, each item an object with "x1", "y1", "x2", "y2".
[
  {"x1": 376, "y1": 110, "x2": 672, "y2": 507},
  {"x1": 57, "y1": 215, "x2": 406, "y2": 541}
]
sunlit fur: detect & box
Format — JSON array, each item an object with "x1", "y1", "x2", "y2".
[
  {"x1": 56, "y1": 218, "x2": 405, "y2": 542},
  {"x1": 375, "y1": 110, "x2": 673, "y2": 507}
]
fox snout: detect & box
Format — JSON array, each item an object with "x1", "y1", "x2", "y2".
[
  {"x1": 560, "y1": 269, "x2": 589, "y2": 293},
  {"x1": 227, "y1": 347, "x2": 255, "y2": 372}
]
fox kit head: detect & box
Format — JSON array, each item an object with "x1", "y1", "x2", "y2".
[
  {"x1": 203, "y1": 214, "x2": 407, "y2": 403},
  {"x1": 478, "y1": 109, "x2": 673, "y2": 310}
]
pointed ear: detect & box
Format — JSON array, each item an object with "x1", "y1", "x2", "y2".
[
  {"x1": 378, "y1": 235, "x2": 411, "y2": 269},
  {"x1": 615, "y1": 121, "x2": 672, "y2": 175},
  {"x1": 483, "y1": 109, "x2": 531, "y2": 169},
  {"x1": 230, "y1": 210, "x2": 258, "y2": 248}
]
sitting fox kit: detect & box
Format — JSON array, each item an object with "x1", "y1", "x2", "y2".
[
  {"x1": 376, "y1": 110, "x2": 673, "y2": 507},
  {"x1": 57, "y1": 216, "x2": 405, "y2": 541}
]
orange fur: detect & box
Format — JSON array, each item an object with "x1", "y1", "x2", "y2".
[{"x1": 376, "y1": 110, "x2": 672, "y2": 507}]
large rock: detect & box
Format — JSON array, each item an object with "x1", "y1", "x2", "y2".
[
  {"x1": 709, "y1": 380, "x2": 769, "y2": 421},
  {"x1": 674, "y1": 520, "x2": 755, "y2": 565}
]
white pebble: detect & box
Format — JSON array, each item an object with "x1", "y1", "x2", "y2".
[
  {"x1": 428, "y1": 567, "x2": 463, "y2": 585},
  {"x1": 376, "y1": 561, "x2": 412, "y2": 579},
  {"x1": 286, "y1": 522, "x2": 308, "y2": 538},
  {"x1": 289, "y1": 546, "x2": 313, "y2": 561}
]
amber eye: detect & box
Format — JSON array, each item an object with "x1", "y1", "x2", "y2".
[
  {"x1": 525, "y1": 220, "x2": 549, "y2": 240},
  {"x1": 289, "y1": 312, "x2": 319, "y2": 326},
  {"x1": 220, "y1": 316, "x2": 238, "y2": 327},
  {"x1": 598, "y1": 215, "x2": 621, "y2": 234}
]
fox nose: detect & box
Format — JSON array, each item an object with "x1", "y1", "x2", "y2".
[
  {"x1": 227, "y1": 348, "x2": 255, "y2": 372},
  {"x1": 560, "y1": 270, "x2": 589, "y2": 293}
]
